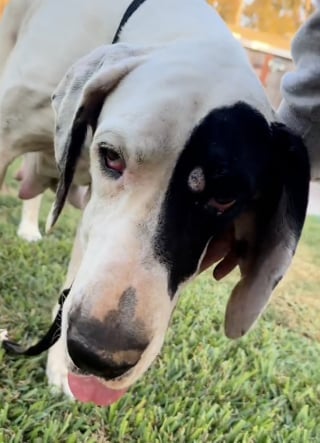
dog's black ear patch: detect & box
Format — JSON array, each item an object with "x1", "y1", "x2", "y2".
[
  {"x1": 271, "y1": 122, "x2": 310, "y2": 233},
  {"x1": 153, "y1": 102, "x2": 309, "y2": 319},
  {"x1": 48, "y1": 44, "x2": 151, "y2": 229},
  {"x1": 153, "y1": 102, "x2": 276, "y2": 297},
  {"x1": 51, "y1": 107, "x2": 89, "y2": 227},
  {"x1": 48, "y1": 47, "x2": 106, "y2": 229},
  {"x1": 225, "y1": 122, "x2": 310, "y2": 338}
]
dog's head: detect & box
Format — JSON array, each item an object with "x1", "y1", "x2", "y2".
[{"x1": 49, "y1": 42, "x2": 309, "y2": 404}]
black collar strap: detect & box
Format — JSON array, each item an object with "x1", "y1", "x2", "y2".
[{"x1": 112, "y1": 0, "x2": 147, "y2": 44}]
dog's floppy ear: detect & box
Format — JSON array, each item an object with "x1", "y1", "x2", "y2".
[
  {"x1": 48, "y1": 44, "x2": 151, "y2": 229},
  {"x1": 225, "y1": 123, "x2": 310, "y2": 338}
]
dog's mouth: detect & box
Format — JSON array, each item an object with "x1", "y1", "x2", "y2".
[{"x1": 67, "y1": 372, "x2": 127, "y2": 406}]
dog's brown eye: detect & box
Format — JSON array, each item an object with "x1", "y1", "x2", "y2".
[{"x1": 99, "y1": 146, "x2": 125, "y2": 176}]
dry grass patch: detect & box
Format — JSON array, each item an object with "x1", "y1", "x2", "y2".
[{"x1": 270, "y1": 216, "x2": 320, "y2": 341}]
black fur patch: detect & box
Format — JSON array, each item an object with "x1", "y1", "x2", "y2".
[
  {"x1": 271, "y1": 122, "x2": 310, "y2": 237},
  {"x1": 153, "y1": 102, "x2": 279, "y2": 297}
]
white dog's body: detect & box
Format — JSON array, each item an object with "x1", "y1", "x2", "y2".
[
  {"x1": 0, "y1": 0, "x2": 268, "y2": 240},
  {"x1": 0, "y1": 0, "x2": 130, "y2": 241},
  {"x1": 0, "y1": 0, "x2": 271, "y2": 178},
  {"x1": 0, "y1": 0, "x2": 309, "y2": 405}
]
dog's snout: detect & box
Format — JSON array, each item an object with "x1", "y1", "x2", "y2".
[{"x1": 67, "y1": 304, "x2": 149, "y2": 380}]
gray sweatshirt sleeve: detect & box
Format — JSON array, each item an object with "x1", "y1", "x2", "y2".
[{"x1": 278, "y1": 4, "x2": 320, "y2": 179}]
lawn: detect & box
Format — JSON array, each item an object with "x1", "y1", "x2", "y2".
[{"x1": 1, "y1": 169, "x2": 320, "y2": 443}]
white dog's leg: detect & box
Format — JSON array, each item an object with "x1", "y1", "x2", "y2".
[
  {"x1": 17, "y1": 194, "x2": 43, "y2": 242},
  {"x1": 46, "y1": 225, "x2": 83, "y2": 396}
]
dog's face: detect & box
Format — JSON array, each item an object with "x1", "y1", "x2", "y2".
[{"x1": 49, "y1": 42, "x2": 309, "y2": 403}]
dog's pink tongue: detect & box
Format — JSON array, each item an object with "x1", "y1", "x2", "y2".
[{"x1": 68, "y1": 373, "x2": 127, "y2": 406}]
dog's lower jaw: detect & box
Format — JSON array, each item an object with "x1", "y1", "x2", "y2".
[{"x1": 46, "y1": 337, "x2": 74, "y2": 399}]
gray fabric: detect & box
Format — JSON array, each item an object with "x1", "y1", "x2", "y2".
[{"x1": 278, "y1": 2, "x2": 320, "y2": 180}]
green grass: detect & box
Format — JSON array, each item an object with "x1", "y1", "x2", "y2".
[{"x1": 1, "y1": 168, "x2": 320, "y2": 442}]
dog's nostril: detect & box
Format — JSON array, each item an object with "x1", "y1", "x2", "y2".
[{"x1": 67, "y1": 336, "x2": 139, "y2": 379}]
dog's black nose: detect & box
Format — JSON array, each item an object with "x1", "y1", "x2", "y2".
[
  {"x1": 67, "y1": 336, "x2": 140, "y2": 379},
  {"x1": 67, "y1": 311, "x2": 149, "y2": 380}
]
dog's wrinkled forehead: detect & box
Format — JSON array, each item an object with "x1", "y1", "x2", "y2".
[{"x1": 153, "y1": 102, "x2": 274, "y2": 296}]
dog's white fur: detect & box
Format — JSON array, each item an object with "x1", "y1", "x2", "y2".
[{"x1": 0, "y1": 0, "x2": 306, "y2": 397}]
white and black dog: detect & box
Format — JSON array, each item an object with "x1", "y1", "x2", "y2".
[{"x1": 0, "y1": 0, "x2": 309, "y2": 405}]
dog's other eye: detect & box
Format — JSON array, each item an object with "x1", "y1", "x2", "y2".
[{"x1": 99, "y1": 145, "x2": 125, "y2": 177}]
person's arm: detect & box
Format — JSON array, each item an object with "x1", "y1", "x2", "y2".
[{"x1": 278, "y1": 4, "x2": 320, "y2": 179}]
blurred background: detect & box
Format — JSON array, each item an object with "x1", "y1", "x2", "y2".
[
  {"x1": 0, "y1": 0, "x2": 316, "y2": 107},
  {"x1": 208, "y1": 0, "x2": 316, "y2": 107}
]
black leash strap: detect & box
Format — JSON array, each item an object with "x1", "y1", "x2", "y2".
[
  {"x1": 112, "y1": 0, "x2": 147, "y2": 43},
  {"x1": 1, "y1": 288, "x2": 70, "y2": 357}
]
